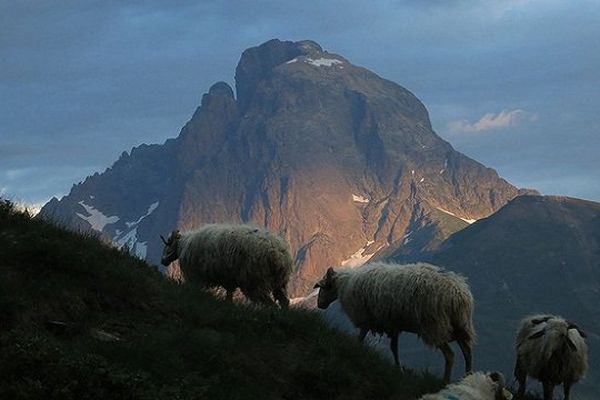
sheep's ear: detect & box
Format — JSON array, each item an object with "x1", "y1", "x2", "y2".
[
  {"x1": 528, "y1": 329, "x2": 545, "y2": 340},
  {"x1": 160, "y1": 235, "x2": 168, "y2": 245},
  {"x1": 567, "y1": 337, "x2": 578, "y2": 352},
  {"x1": 326, "y1": 267, "x2": 336, "y2": 279},
  {"x1": 531, "y1": 316, "x2": 552, "y2": 325},
  {"x1": 489, "y1": 371, "x2": 503, "y2": 383}
]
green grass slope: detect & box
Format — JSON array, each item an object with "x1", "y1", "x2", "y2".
[{"x1": 0, "y1": 199, "x2": 443, "y2": 400}]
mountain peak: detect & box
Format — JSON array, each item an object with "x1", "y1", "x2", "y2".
[
  {"x1": 235, "y1": 39, "x2": 325, "y2": 111},
  {"x1": 208, "y1": 81, "x2": 234, "y2": 98}
]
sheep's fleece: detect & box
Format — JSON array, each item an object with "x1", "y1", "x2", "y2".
[
  {"x1": 327, "y1": 262, "x2": 475, "y2": 347},
  {"x1": 419, "y1": 372, "x2": 512, "y2": 400},
  {"x1": 162, "y1": 224, "x2": 292, "y2": 305}
]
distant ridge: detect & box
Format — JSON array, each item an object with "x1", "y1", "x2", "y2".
[{"x1": 427, "y1": 195, "x2": 600, "y2": 397}]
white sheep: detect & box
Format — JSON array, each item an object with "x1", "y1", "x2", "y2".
[
  {"x1": 514, "y1": 314, "x2": 588, "y2": 400},
  {"x1": 314, "y1": 261, "x2": 475, "y2": 382},
  {"x1": 420, "y1": 371, "x2": 513, "y2": 400},
  {"x1": 160, "y1": 224, "x2": 293, "y2": 308}
]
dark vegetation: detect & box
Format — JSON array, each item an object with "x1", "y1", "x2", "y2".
[{"x1": 0, "y1": 199, "x2": 448, "y2": 399}]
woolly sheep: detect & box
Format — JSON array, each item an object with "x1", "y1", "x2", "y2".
[
  {"x1": 420, "y1": 371, "x2": 513, "y2": 400},
  {"x1": 514, "y1": 314, "x2": 588, "y2": 400},
  {"x1": 160, "y1": 224, "x2": 293, "y2": 308},
  {"x1": 314, "y1": 261, "x2": 475, "y2": 382}
]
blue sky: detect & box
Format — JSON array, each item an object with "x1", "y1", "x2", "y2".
[{"x1": 1, "y1": 0, "x2": 599, "y2": 208}]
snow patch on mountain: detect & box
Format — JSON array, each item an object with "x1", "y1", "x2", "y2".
[
  {"x1": 436, "y1": 206, "x2": 477, "y2": 224},
  {"x1": 114, "y1": 227, "x2": 147, "y2": 259},
  {"x1": 125, "y1": 201, "x2": 160, "y2": 228},
  {"x1": 306, "y1": 57, "x2": 343, "y2": 67},
  {"x1": 341, "y1": 240, "x2": 382, "y2": 268},
  {"x1": 352, "y1": 194, "x2": 369, "y2": 203},
  {"x1": 403, "y1": 231, "x2": 413, "y2": 245},
  {"x1": 76, "y1": 201, "x2": 119, "y2": 232}
]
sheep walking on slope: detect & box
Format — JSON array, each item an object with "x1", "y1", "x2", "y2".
[
  {"x1": 314, "y1": 262, "x2": 475, "y2": 382},
  {"x1": 419, "y1": 371, "x2": 513, "y2": 400},
  {"x1": 514, "y1": 314, "x2": 588, "y2": 400},
  {"x1": 160, "y1": 224, "x2": 293, "y2": 308}
]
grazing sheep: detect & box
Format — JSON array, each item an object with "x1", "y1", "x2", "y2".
[
  {"x1": 314, "y1": 262, "x2": 475, "y2": 382},
  {"x1": 160, "y1": 224, "x2": 293, "y2": 308},
  {"x1": 514, "y1": 314, "x2": 588, "y2": 400},
  {"x1": 420, "y1": 371, "x2": 513, "y2": 400}
]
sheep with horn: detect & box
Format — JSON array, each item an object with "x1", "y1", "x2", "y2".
[
  {"x1": 314, "y1": 261, "x2": 475, "y2": 382},
  {"x1": 160, "y1": 224, "x2": 293, "y2": 308},
  {"x1": 514, "y1": 314, "x2": 588, "y2": 400}
]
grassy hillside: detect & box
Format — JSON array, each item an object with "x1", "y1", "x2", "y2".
[{"x1": 0, "y1": 199, "x2": 445, "y2": 400}]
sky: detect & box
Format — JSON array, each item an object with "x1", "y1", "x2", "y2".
[{"x1": 1, "y1": 0, "x2": 599, "y2": 210}]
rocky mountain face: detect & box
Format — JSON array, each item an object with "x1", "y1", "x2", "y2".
[{"x1": 40, "y1": 39, "x2": 523, "y2": 297}]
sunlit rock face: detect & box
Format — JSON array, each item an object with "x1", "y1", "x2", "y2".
[{"x1": 40, "y1": 39, "x2": 523, "y2": 296}]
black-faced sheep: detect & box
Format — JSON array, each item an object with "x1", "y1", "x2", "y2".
[
  {"x1": 160, "y1": 224, "x2": 293, "y2": 308},
  {"x1": 514, "y1": 314, "x2": 587, "y2": 400},
  {"x1": 314, "y1": 261, "x2": 475, "y2": 382},
  {"x1": 420, "y1": 371, "x2": 513, "y2": 400}
]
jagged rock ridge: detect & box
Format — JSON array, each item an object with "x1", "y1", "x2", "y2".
[{"x1": 40, "y1": 39, "x2": 524, "y2": 296}]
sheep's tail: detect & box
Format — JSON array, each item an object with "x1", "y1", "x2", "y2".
[
  {"x1": 268, "y1": 243, "x2": 293, "y2": 289},
  {"x1": 451, "y1": 280, "x2": 476, "y2": 346}
]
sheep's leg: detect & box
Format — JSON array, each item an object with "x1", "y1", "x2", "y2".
[
  {"x1": 244, "y1": 289, "x2": 276, "y2": 307},
  {"x1": 358, "y1": 328, "x2": 368, "y2": 343},
  {"x1": 563, "y1": 381, "x2": 572, "y2": 400},
  {"x1": 388, "y1": 331, "x2": 403, "y2": 370},
  {"x1": 542, "y1": 381, "x2": 554, "y2": 400},
  {"x1": 438, "y1": 343, "x2": 454, "y2": 383},
  {"x1": 514, "y1": 358, "x2": 527, "y2": 400},
  {"x1": 272, "y1": 286, "x2": 289, "y2": 309},
  {"x1": 456, "y1": 338, "x2": 472, "y2": 375}
]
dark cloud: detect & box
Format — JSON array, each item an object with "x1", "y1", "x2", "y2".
[{"x1": 1, "y1": 0, "x2": 599, "y2": 204}]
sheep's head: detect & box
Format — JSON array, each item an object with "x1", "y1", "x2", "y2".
[
  {"x1": 527, "y1": 318, "x2": 586, "y2": 353},
  {"x1": 160, "y1": 230, "x2": 181, "y2": 266},
  {"x1": 313, "y1": 267, "x2": 338, "y2": 309},
  {"x1": 488, "y1": 371, "x2": 513, "y2": 400}
]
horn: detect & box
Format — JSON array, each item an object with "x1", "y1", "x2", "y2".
[
  {"x1": 502, "y1": 388, "x2": 513, "y2": 400},
  {"x1": 160, "y1": 235, "x2": 168, "y2": 245},
  {"x1": 567, "y1": 322, "x2": 587, "y2": 338}
]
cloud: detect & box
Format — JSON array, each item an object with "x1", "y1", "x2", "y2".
[{"x1": 448, "y1": 109, "x2": 537, "y2": 133}]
